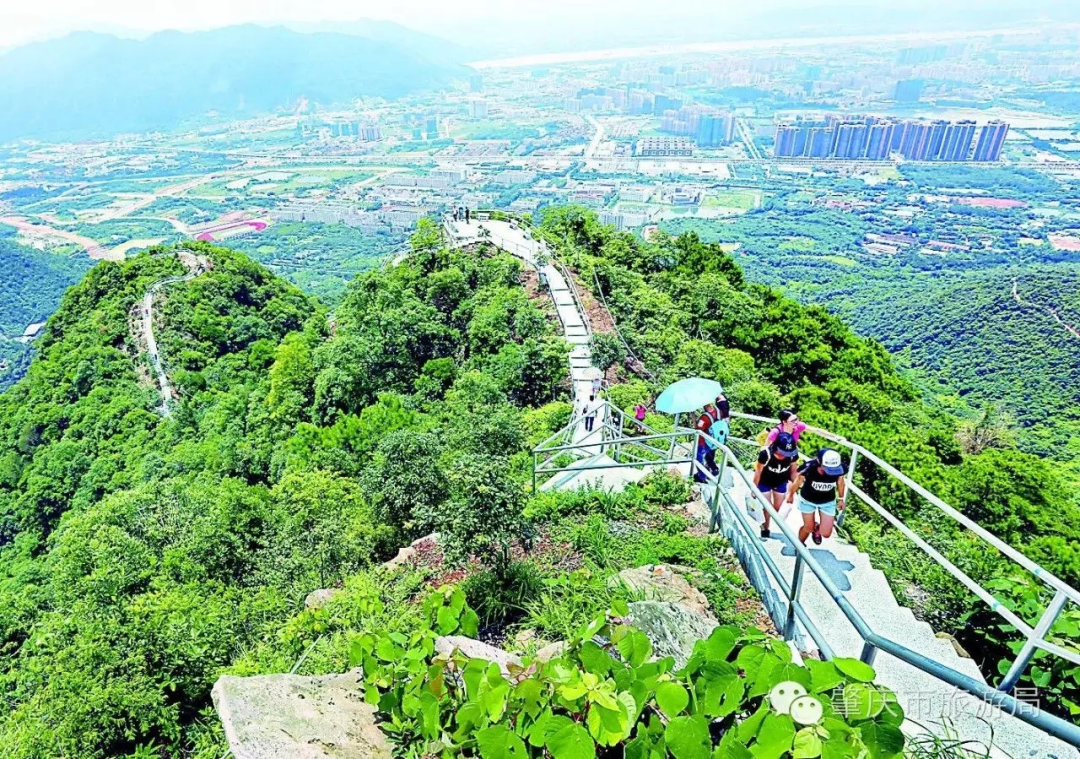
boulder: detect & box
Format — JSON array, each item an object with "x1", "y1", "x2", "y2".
[
  {"x1": 212, "y1": 670, "x2": 391, "y2": 759},
  {"x1": 534, "y1": 641, "x2": 568, "y2": 663},
  {"x1": 304, "y1": 589, "x2": 339, "y2": 610},
  {"x1": 613, "y1": 564, "x2": 713, "y2": 616},
  {"x1": 627, "y1": 600, "x2": 718, "y2": 670},
  {"x1": 381, "y1": 533, "x2": 440, "y2": 571},
  {"x1": 435, "y1": 636, "x2": 523, "y2": 675},
  {"x1": 936, "y1": 631, "x2": 973, "y2": 659},
  {"x1": 380, "y1": 546, "x2": 416, "y2": 570}
]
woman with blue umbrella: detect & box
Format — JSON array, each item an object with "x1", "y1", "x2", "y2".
[{"x1": 655, "y1": 378, "x2": 725, "y2": 480}]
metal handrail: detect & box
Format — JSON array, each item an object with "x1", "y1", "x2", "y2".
[
  {"x1": 530, "y1": 419, "x2": 1080, "y2": 747},
  {"x1": 727, "y1": 411, "x2": 1080, "y2": 677}
]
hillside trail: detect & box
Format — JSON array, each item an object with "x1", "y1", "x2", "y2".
[
  {"x1": 1013, "y1": 277, "x2": 1080, "y2": 341},
  {"x1": 137, "y1": 251, "x2": 211, "y2": 416},
  {"x1": 445, "y1": 217, "x2": 606, "y2": 449}
]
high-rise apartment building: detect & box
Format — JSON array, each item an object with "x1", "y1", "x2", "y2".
[
  {"x1": 973, "y1": 121, "x2": 1009, "y2": 162},
  {"x1": 893, "y1": 79, "x2": 924, "y2": 103},
  {"x1": 771, "y1": 115, "x2": 1006, "y2": 162}
]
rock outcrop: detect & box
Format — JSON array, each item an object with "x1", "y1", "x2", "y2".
[
  {"x1": 613, "y1": 563, "x2": 712, "y2": 616},
  {"x1": 212, "y1": 670, "x2": 391, "y2": 759},
  {"x1": 435, "y1": 636, "x2": 523, "y2": 674},
  {"x1": 627, "y1": 600, "x2": 718, "y2": 670}
]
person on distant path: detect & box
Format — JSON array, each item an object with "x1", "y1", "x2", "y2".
[
  {"x1": 704, "y1": 394, "x2": 731, "y2": 475},
  {"x1": 788, "y1": 448, "x2": 846, "y2": 545},
  {"x1": 465, "y1": 207, "x2": 471, "y2": 224},
  {"x1": 753, "y1": 432, "x2": 799, "y2": 539},
  {"x1": 634, "y1": 403, "x2": 647, "y2": 434},
  {"x1": 693, "y1": 403, "x2": 717, "y2": 482},
  {"x1": 765, "y1": 409, "x2": 807, "y2": 446},
  {"x1": 583, "y1": 400, "x2": 597, "y2": 433}
]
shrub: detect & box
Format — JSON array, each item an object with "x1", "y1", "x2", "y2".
[
  {"x1": 353, "y1": 588, "x2": 912, "y2": 759},
  {"x1": 639, "y1": 470, "x2": 690, "y2": 508},
  {"x1": 590, "y1": 332, "x2": 627, "y2": 372}
]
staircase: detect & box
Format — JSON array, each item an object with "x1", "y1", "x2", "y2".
[
  {"x1": 713, "y1": 471, "x2": 1073, "y2": 759},
  {"x1": 455, "y1": 215, "x2": 1078, "y2": 756},
  {"x1": 446, "y1": 217, "x2": 606, "y2": 448}
]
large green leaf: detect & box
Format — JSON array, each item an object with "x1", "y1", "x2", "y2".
[
  {"x1": 706, "y1": 627, "x2": 740, "y2": 662},
  {"x1": 461, "y1": 607, "x2": 480, "y2": 637},
  {"x1": 665, "y1": 715, "x2": 712, "y2": 759},
  {"x1": 793, "y1": 727, "x2": 823, "y2": 758},
  {"x1": 806, "y1": 660, "x2": 845, "y2": 694},
  {"x1": 749, "y1": 714, "x2": 795, "y2": 759},
  {"x1": 655, "y1": 681, "x2": 690, "y2": 718},
  {"x1": 547, "y1": 720, "x2": 596, "y2": 759},
  {"x1": 704, "y1": 674, "x2": 744, "y2": 718},
  {"x1": 477, "y1": 724, "x2": 529, "y2": 759},
  {"x1": 858, "y1": 722, "x2": 905, "y2": 759},
  {"x1": 617, "y1": 629, "x2": 654, "y2": 667},
  {"x1": 840, "y1": 683, "x2": 884, "y2": 721},
  {"x1": 833, "y1": 658, "x2": 876, "y2": 683},
  {"x1": 737, "y1": 703, "x2": 769, "y2": 742},
  {"x1": 580, "y1": 641, "x2": 613, "y2": 676}
]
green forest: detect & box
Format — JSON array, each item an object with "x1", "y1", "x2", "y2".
[
  {"x1": 0, "y1": 232, "x2": 93, "y2": 391},
  {"x1": 0, "y1": 211, "x2": 1076, "y2": 758},
  {"x1": 227, "y1": 221, "x2": 405, "y2": 303},
  {"x1": 662, "y1": 192, "x2": 1080, "y2": 461}
]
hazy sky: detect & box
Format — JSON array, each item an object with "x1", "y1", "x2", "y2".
[{"x1": 1, "y1": 0, "x2": 1073, "y2": 50}]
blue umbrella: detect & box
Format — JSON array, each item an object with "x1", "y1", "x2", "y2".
[{"x1": 655, "y1": 378, "x2": 725, "y2": 415}]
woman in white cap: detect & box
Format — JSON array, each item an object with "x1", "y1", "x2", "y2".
[{"x1": 787, "y1": 448, "x2": 847, "y2": 545}]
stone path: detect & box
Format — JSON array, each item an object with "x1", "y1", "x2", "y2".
[{"x1": 446, "y1": 219, "x2": 605, "y2": 446}]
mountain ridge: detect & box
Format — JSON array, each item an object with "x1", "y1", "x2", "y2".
[{"x1": 0, "y1": 25, "x2": 464, "y2": 142}]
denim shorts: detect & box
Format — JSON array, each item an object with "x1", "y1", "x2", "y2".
[
  {"x1": 798, "y1": 497, "x2": 837, "y2": 516},
  {"x1": 757, "y1": 481, "x2": 788, "y2": 494}
]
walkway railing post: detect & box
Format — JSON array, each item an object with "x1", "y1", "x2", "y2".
[
  {"x1": 838, "y1": 447, "x2": 858, "y2": 527},
  {"x1": 860, "y1": 641, "x2": 878, "y2": 667},
  {"x1": 998, "y1": 589, "x2": 1069, "y2": 693},
  {"x1": 784, "y1": 555, "x2": 805, "y2": 640}
]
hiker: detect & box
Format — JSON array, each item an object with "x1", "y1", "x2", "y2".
[
  {"x1": 693, "y1": 403, "x2": 717, "y2": 482},
  {"x1": 634, "y1": 403, "x2": 647, "y2": 433},
  {"x1": 765, "y1": 409, "x2": 807, "y2": 446},
  {"x1": 583, "y1": 400, "x2": 597, "y2": 433},
  {"x1": 465, "y1": 207, "x2": 471, "y2": 224},
  {"x1": 704, "y1": 394, "x2": 730, "y2": 474},
  {"x1": 591, "y1": 376, "x2": 602, "y2": 399},
  {"x1": 788, "y1": 448, "x2": 847, "y2": 545},
  {"x1": 752, "y1": 432, "x2": 799, "y2": 539}
]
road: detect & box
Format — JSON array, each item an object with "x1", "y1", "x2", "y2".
[
  {"x1": 584, "y1": 115, "x2": 605, "y2": 160},
  {"x1": 1012, "y1": 277, "x2": 1080, "y2": 341},
  {"x1": 736, "y1": 118, "x2": 762, "y2": 161},
  {"x1": 0, "y1": 215, "x2": 115, "y2": 260}
]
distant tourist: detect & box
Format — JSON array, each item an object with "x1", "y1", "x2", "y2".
[
  {"x1": 591, "y1": 376, "x2": 602, "y2": 399},
  {"x1": 753, "y1": 432, "x2": 799, "y2": 539},
  {"x1": 583, "y1": 401, "x2": 597, "y2": 433},
  {"x1": 634, "y1": 403, "x2": 647, "y2": 433},
  {"x1": 766, "y1": 409, "x2": 807, "y2": 446},
  {"x1": 465, "y1": 207, "x2": 471, "y2": 224},
  {"x1": 788, "y1": 448, "x2": 847, "y2": 545},
  {"x1": 705, "y1": 394, "x2": 731, "y2": 474},
  {"x1": 693, "y1": 403, "x2": 718, "y2": 482}
]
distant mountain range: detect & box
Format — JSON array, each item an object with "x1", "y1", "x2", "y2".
[{"x1": 0, "y1": 24, "x2": 467, "y2": 142}]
